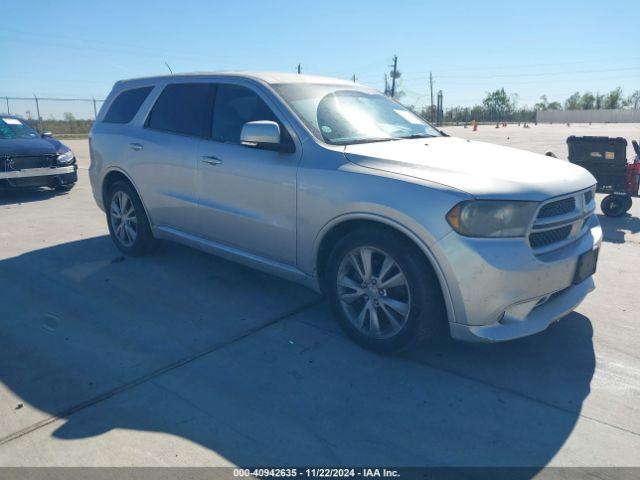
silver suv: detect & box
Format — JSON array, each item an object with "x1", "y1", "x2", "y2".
[{"x1": 89, "y1": 72, "x2": 602, "y2": 352}]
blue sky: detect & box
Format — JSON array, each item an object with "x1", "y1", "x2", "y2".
[{"x1": 1, "y1": 0, "x2": 638, "y2": 118}]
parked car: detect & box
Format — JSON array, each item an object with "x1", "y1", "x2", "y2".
[
  {"x1": 0, "y1": 115, "x2": 77, "y2": 191},
  {"x1": 89, "y1": 72, "x2": 602, "y2": 352}
]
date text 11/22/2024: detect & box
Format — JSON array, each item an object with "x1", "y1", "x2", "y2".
[{"x1": 233, "y1": 468, "x2": 400, "y2": 478}]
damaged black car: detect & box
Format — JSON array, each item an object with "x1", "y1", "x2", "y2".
[{"x1": 0, "y1": 115, "x2": 78, "y2": 191}]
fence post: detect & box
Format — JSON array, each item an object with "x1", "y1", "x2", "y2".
[
  {"x1": 5, "y1": 97, "x2": 9, "y2": 114},
  {"x1": 33, "y1": 94, "x2": 43, "y2": 132},
  {"x1": 92, "y1": 97, "x2": 98, "y2": 119}
]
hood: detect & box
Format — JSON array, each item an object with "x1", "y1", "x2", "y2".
[
  {"x1": 344, "y1": 136, "x2": 596, "y2": 201},
  {"x1": 0, "y1": 137, "x2": 64, "y2": 156}
]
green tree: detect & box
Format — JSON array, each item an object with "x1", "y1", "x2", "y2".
[
  {"x1": 483, "y1": 88, "x2": 512, "y2": 119},
  {"x1": 534, "y1": 95, "x2": 561, "y2": 111},
  {"x1": 580, "y1": 92, "x2": 596, "y2": 109},
  {"x1": 628, "y1": 90, "x2": 640, "y2": 109},
  {"x1": 604, "y1": 87, "x2": 623, "y2": 109},
  {"x1": 595, "y1": 92, "x2": 605, "y2": 109},
  {"x1": 534, "y1": 95, "x2": 549, "y2": 111},
  {"x1": 565, "y1": 92, "x2": 581, "y2": 110}
]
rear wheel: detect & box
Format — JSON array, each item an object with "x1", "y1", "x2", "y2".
[
  {"x1": 326, "y1": 228, "x2": 446, "y2": 354},
  {"x1": 106, "y1": 180, "x2": 156, "y2": 256},
  {"x1": 601, "y1": 194, "x2": 628, "y2": 217}
]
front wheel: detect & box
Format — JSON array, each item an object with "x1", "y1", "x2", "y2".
[
  {"x1": 601, "y1": 194, "x2": 628, "y2": 217},
  {"x1": 106, "y1": 180, "x2": 157, "y2": 256},
  {"x1": 326, "y1": 228, "x2": 446, "y2": 354}
]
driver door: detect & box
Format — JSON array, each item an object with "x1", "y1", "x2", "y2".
[{"x1": 197, "y1": 83, "x2": 301, "y2": 265}]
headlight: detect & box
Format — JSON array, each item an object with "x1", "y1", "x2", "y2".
[
  {"x1": 57, "y1": 150, "x2": 75, "y2": 165},
  {"x1": 446, "y1": 200, "x2": 539, "y2": 237}
]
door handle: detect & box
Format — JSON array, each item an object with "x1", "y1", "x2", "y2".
[
  {"x1": 201, "y1": 155, "x2": 222, "y2": 166},
  {"x1": 128, "y1": 143, "x2": 143, "y2": 151}
]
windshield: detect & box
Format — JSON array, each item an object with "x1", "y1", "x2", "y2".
[
  {"x1": 0, "y1": 117, "x2": 40, "y2": 139},
  {"x1": 273, "y1": 83, "x2": 441, "y2": 145}
]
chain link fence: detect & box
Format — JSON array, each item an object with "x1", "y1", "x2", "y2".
[{"x1": 1, "y1": 96, "x2": 105, "y2": 137}]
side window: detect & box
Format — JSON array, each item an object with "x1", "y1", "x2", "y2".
[
  {"x1": 147, "y1": 83, "x2": 214, "y2": 137},
  {"x1": 103, "y1": 86, "x2": 153, "y2": 124},
  {"x1": 211, "y1": 84, "x2": 281, "y2": 144}
]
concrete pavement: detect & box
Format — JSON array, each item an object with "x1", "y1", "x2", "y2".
[{"x1": 0, "y1": 131, "x2": 639, "y2": 469}]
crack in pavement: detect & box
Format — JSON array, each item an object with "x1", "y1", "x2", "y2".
[
  {"x1": 292, "y1": 317, "x2": 640, "y2": 439},
  {"x1": 0, "y1": 298, "x2": 322, "y2": 447},
  {"x1": 3, "y1": 298, "x2": 639, "y2": 449}
]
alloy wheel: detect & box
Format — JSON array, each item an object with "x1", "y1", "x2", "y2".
[
  {"x1": 110, "y1": 190, "x2": 138, "y2": 247},
  {"x1": 337, "y1": 246, "x2": 411, "y2": 339}
]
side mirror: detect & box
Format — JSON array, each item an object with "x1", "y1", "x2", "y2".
[
  {"x1": 42, "y1": 132, "x2": 53, "y2": 138},
  {"x1": 240, "y1": 121, "x2": 281, "y2": 149}
]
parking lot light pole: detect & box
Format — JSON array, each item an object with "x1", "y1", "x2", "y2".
[{"x1": 5, "y1": 96, "x2": 9, "y2": 114}]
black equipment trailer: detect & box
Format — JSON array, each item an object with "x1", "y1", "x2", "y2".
[{"x1": 567, "y1": 136, "x2": 640, "y2": 217}]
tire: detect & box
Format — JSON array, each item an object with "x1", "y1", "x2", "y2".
[
  {"x1": 325, "y1": 228, "x2": 446, "y2": 354},
  {"x1": 622, "y1": 195, "x2": 633, "y2": 214},
  {"x1": 54, "y1": 183, "x2": 75, "y2": 192},
  {"x1": 601, "y1": 194, "x2": 627, "y2": 217},
  {"x1": 106, "y1": 180, "x2": 157, "y2": 256}
]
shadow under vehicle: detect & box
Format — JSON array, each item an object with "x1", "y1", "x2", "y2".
[{"x1": 0, "y1": 236, "x2": 596, "y2": 473}]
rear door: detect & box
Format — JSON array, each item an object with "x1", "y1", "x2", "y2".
[
  {"x1": 126, "y1": 82, "x2": 215, "y2": 235},
  {"x1": 197, "y1": 82, "x2": 301, "y2": 264}
]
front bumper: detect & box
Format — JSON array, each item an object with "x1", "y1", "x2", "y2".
[
  {"x1": 0, "y1": 165, "x2": 76, "y2": 180},
  {"x1": 449, "y1": 276, "x2": 595, "y2": 342},
  {"x1": 432, "y1": 214, "x2": 602, "y2": 343}
]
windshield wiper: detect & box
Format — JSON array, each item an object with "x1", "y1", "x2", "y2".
[
  {"x1": 340, "y1": 137, "x2": 400, "y2": 145},
  {"x1": 393, "y1": 133, "x2": 436, "y2": 140}
]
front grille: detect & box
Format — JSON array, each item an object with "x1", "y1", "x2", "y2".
[
  {"x1": 528, "y1": 188, "x2": 594, "y2": 252},
  {"x1": 537, "y1": 196, "x2": 575, "y2": 218},
  {"x1": 529, "y1": 225, "x2": 572, "y2": 248},
  {"x1": 3, "y1": 155, "x2": 55, "y2": 171}
]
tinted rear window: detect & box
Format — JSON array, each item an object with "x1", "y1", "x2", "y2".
[
  {"x1": 103, "y1": 86, "x2": 153, "y2": 124},
  {"x1": 147, "y1": 83, "x2": 213, "y2": 137}
]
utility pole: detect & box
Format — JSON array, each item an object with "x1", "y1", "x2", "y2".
[
  {"x1": 429, "y1": 72, "x2": 434, "y2": 122},
  {"x1": 5, "y1": 97, "x2": 9, "y2": 115},
  {"x1": 297, "y1": 64, "x2": 302, "y2": 74},
  {"x1": 352, "y1": 74, "x2": 356, "y2": 83},
  {"x1": 390, "y1": 55, "x2": 398, "y2": 98},
  {"x1": 33, "y1": 94, "x2": 42, "y2": 133}
]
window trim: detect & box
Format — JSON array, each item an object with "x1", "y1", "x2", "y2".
[
  {"x1": 102, "y1": 86, "x2": 154, "y2": 125},
  {"x1": 144, "y1": 82, "x2": 216, "y2": 139},
  {"x1": 208, "y1": 82, "x2": 296, "y2": 153}
]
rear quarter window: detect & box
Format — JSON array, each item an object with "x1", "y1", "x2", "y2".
[{"x1": 103, "y1": 86, "x2": 153, "y2": 124}]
